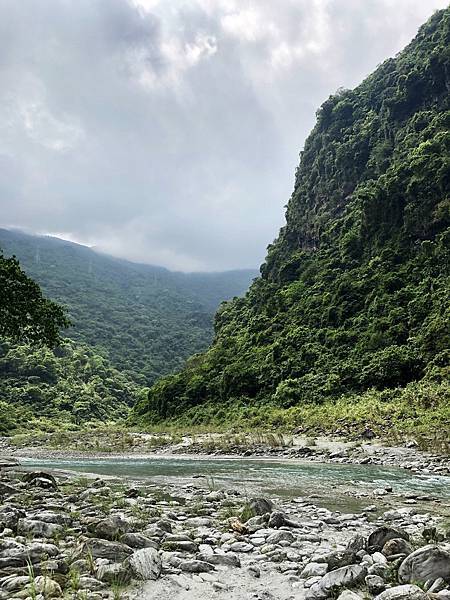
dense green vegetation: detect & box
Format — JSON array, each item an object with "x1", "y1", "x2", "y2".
[
  {"x1": 0, "y1": 229, "x2": 256, "y2": 385},
  {"x1": 0, "y1": 251, "x2": 68, "y2": 346},
  {"x1": 0, "y1": 339, "x2": 141, "y2": 434},
  {"x1": 134, "y1": 8, "x2": 450, "y2": 433}
]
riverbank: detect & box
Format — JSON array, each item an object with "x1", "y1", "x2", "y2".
[{"x1": 1, "y1": 455, "x2": 450, "y2": 600}]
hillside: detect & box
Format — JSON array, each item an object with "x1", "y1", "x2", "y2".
[
  {"x1": 134, "y1": 9, "x2": 450, "y2": 436},
  {"x1": 0, "y1": 229, "x2": 256, "y2": 385},
  {"x1": 0, "y1": 339, "x2": 141, "y2": 434}
]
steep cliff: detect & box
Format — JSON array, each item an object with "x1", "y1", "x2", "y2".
[{"x1": 134, "y1": 9, "x2": 450, "y2": 431}]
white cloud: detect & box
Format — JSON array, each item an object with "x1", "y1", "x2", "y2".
[{"x1": 0, "y1": 0, "x2": 448, "y2": 270}]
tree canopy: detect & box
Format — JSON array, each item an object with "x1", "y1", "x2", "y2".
[{"x1": 0, "y1": 252, "x2": 69, "y2": 347}]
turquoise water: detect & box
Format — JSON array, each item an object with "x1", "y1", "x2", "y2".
[{"x1": 19, "y1": 456, "x2": 450, "y2": 507}]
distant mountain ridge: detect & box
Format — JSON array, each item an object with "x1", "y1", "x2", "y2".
[{"x1": 0, "y1": 228, "x2": 257, "y2": 384}]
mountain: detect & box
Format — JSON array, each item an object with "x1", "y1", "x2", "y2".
[
  {"x1": 0, "y1": 229, "x2": 257, "y2": 385},
  {"x1": 0, "y1": 339, "x2": 141, "y2": 434},
  {"x1": 133, "y1": 9, "x2": 450, "y2": 435}
]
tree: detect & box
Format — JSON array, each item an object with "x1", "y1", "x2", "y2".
[{"x1": 0, "y1": 252, "x2": 69, "y2": 346}]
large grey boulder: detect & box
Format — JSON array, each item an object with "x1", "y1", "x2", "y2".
[
  {"x1": 125, "y1": 547, "x2": 162, "y2": 580},
  {"x1": 374, "y1": 584, "x2": 428, "y2": 600},
  {"x1": 82, "y1": 538, "x2": 133, "y2": 562},
  {"x1": 306, "y1": 564, "x2": 367, "y2": 599},
  {"x1": 90, "y1": 514, "x2": 131, "y2": 540},
  {"x1": 17, "y1": 518, "x2": 63, "y2": 539},
  {"x1": 398, "y1": 545, "x2": 450, "y2": 584},
  {"x1": 266, "y1": 530, "x2": 295, "y2": 545},
  {"x1": 368, "y1": 527, "x2": 409, "y2": 552}
]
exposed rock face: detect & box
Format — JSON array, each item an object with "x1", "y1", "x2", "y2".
[{"x1": 398, "y1": 545, "x2": 450, "y2": 584}]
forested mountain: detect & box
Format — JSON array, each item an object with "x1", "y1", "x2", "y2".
[
  {"x1": 0, "y1": 339, "x2": 141, "y2": 434},
  {"x1": 134, "y1": 9, "x2": 450, "y2": 429},
  {"x1": 0, "y1": 229, "x2": 256, "y2": 385}
]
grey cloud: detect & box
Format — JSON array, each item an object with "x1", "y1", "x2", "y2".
[{"x1": 0, "y1": 0, "x2": 447, "y2": 270}]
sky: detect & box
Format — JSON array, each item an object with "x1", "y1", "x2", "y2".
[{"x1": 0, "y1": 0, "x2": 447, "y2": 271}]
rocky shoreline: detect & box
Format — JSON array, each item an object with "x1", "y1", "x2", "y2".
[{"x1": 1, "y1": 452, "x2": 450, "y2": 600}]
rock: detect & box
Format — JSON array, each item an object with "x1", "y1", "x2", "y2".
[
  {"x1": 398, "y1": 545, "x2": 450, "y2": 584},
  {"x1": 337, "y1": 591, "x2": 363, "y2": 600},
  {"x1": 120, "y1": 532, "x2": 157, "y2": 549},
  {"x1": 0, "y1": 575, "x2": 29, "y2": 592},
  {"x1": 96, "y1": 562, "x2": 131, "y2": 585},
  {"x1": 22, "y1": 471, "x2": 58, "y2": 490},
  {"x1": 318, "y1": 550, "x2": 359, "y2": 570},
  {"x1": 0, "y1": 482, "x2": 19, "y2": 497},
  {"x1": 301, "y1": 562, "x2": 329, "y2": 578},
  {"x1": 248, "y1": 498, "x2": 275, "y2": 517},
  {"x1": 366, "y1": 574, "x2": 386, "y2": 594},
  {"x1": 17, "y1": 518, "x2": 63, "y2": 539},
  {"x1": 306, "y1": 565, "x2": 367, "y2": 599},
  {"x1": 91, "y1": 514, "x2": 131, "y2": 540},
  {"x1": 382, "y1": 538, "x2": 413, "y2": 557},
  {"x1": 368, "y1": 527, "x2": 409, "y2": 552},
  {"x1": 0, "y1": 506, "x2": 24, "y2": 531},
  {"x1": 179, "y1": 559, "x2": 215, "y2": 573},
  {"x1": 374, "y1": 584, "x2": 428, "y2": 600},
  {"x1": 197, "y1": 553, "x2": 240, "y2": 567},
  {"x1": 25, "y1": 576, "x2": 62, "y2": 597},
  {"x1": 229, "y1": 541, "x2": 253, "y2": 553},
  {"x1": 268, "y1": 512, "x2": 287, "y2": 528},
  {"x1": 78, "y1": 576, "x2": 105, "y2": 591},
  {"x1": 266, "y1": 530, "x2": 295, "y2": 545},
  {"x1": 248, "y1": 565, "x2": 261, "y2": 578},
  {"x1": 163, "y1": 540, "x2": 198, "y2": 553},
  {"x1": 246, "y1": 515, "x2": 268, "y2": 533},
  {"x1": 428, "y1": 578, "x2": 446, "y2": 593},
  {"x1": 82, "y1": 538, "x2": 133, "y2": 561},
  {"x1": 30, "y1": 510, "x2": 71, "y2": 526},
  {"x1": 346, "y1": 534, "x2": 367, "y2": 553},
  {"x1": 126, "y1": 547, "x2": 162, "y2": 580}
]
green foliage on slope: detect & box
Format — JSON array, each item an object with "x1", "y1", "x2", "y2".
[
  {"x1": 0, "y1": 339, "x2": 141, "y2": 434},
  {"x1": 0, "y1": 230, "x2": 256, "y2": 385},
  {"x1": 0, "y1": 252, "x2": 69, "y2": 346},
  {"x1": 134, "y1": 8, "x2": 450, "y2": 429}
]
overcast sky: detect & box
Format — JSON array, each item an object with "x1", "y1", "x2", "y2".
[{"x1": 0, "y1": 0, "x2": 447, "y2": 271}]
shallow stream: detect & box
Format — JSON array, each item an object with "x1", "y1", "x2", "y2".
[{"x1": 19, "y1": 455, "x2": 450, "y2": 513}]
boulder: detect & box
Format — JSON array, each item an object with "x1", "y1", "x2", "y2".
[
  {"x1": 82, "y1": 538, "x2": 133, "y2": 562},
  {"x1": 90, "y1": 514, "x2": 131, "y2": 540},
  {"x1": 197, "y1": 553, "x2": 240, "y2": 568},
  {"x1": 248, "y1": 498, "x2": 275, "y2": 517},
  {"x1": 368, "y1": 527, "x2": 409, "y2": 552},
  {"x1": 301, "y1": 562, "x2": 329, "y2": 578},
  {"x1": 266, "y1": 530, "x2": 295, "y2": 545},
  {"x1": 365, "y1": 574, "x2": 385, "y2": 595},
  {"x1": 17, "y1": 518, "x2": 63, "y2": 539},
  {"x1": 22, "y1": 471, "x2": 58, "y2": 490},
  {"x1": 318, "y1": 550, "x2": 359, "y2": 570},
  {"x1": 126, "y1": 547, "x2": 162, "y2": 580},
  {"x1": 306, "y1": 564, "x2": 367, "y2": 599},
  {"x1": 382, "y1": 538, "x2": 413, "y2": 557},
  {"x1": 179, "y1": 559, "x2": 215, "y2": 573},
  {"x1": 398, "y1": 545, "x2": 450, "y2": 584},
  {"x1": 120, "y1": 532, "x2": 157, "y2": 549},
  {"x1": 374, "y1": 584, "x2": 428, "y2": 600},
  {"x1": 96, "y1": 562, "x2": 131, "y2": 585}
]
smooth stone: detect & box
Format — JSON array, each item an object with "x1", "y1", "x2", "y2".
[
  {"x1": 374, "y1": 584, "x2": 428, "y2": 600},
  {"x1": 306, "y1": 565, "x2": 367, "y2": 599},
  {"x1": 398, "y1": 545, "x2": 450, "y2": 584}
]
